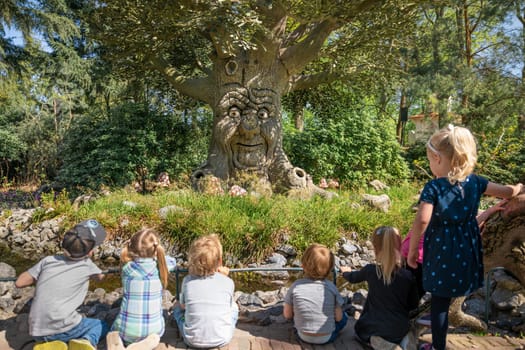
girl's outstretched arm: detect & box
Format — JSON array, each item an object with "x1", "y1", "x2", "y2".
[
  {"x1": 485, "y1": 182, "x2": 523, "y2": 199},
  {"x1": 407, "y1": 202, "x2": 433, "y2": 268}
]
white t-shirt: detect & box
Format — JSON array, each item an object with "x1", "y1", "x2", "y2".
[
  {"x1": 180, "y1": 273, "x2": 235, "y2": 348},
  {"x1": 27, "y1": 255, "x2": 101, "y2": 336}
]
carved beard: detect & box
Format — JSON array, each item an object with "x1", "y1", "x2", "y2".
[{"x1": 215, "y1": 87, "x2": 281, "y2": 174}]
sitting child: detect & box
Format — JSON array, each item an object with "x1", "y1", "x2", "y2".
[
  {"x1": 340, "y1": 226, "x2": 419, "y2": 350},
  {"x1": 108, "y1": 228, "x2": 168, "y2": 350},
  {"x1": 15, "y1": 219, "x2": 109, "y2": 350},
  {"x1": 283, "y1": 243, "x2": 348, "y2": 345},
  {"x1": 172, "y1": 234, "x2": 238, "y2": 348}
]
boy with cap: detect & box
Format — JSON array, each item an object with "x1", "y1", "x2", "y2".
[{"x1": 15, "y1": 219, "x2": 109, "y2": 350}]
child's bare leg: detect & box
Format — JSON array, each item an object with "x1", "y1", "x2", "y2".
[{"x1": 106, "y1": 331, "x2": 125, "y2": 350}]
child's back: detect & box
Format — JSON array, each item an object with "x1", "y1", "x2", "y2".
[
  {"x1": 407, "y1": 125, "x2": 523, "y2": 350},
  {"x1": 15, "y1": 219, "x2": 108, "y2": 350},
  {"x1": 284, "y1": 244, "x2": 347, "y2": 345},
  {"x1": 344, "y1": 263, "x2": 417, "y2": 344},
  {"x1": 172, "y1": 234, "x2": 238, "y2": 348},
  {"x1": 341, "y1": 226, "x2": 418, "y2": 349},
  {"x1": 179, "y1": 272, "x2": 235, "y2": 346},
  {"x1": 27, "y1": 255, "x2": 102, "y2": 336},
  {"x1": 111, "y1": 228, "x2": 168, "y2": 346},
  {"x1": 285, "y1": 278, "x2": 343, "y2": 336}
]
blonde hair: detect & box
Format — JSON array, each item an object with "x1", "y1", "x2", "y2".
[
  {"x1": 121, "y1": 228, "x2": 168, "y2": 288},
  {"x1": 301, "y1": 243, "x2": 334, "y2": 280},
  {"x1": 427, "y1": 124, "x2": 477, "y2": 184},
  {"x1": 371, "y1": 226, "x2": 402, "y2": 285},
  {"x1": 188, "y1": 234, "x2": 223, "y2": 277}
]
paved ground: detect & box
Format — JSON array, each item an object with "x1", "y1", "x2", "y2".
[{"x1": 2, "y1": 315, "x2": 525, "y2": 350}]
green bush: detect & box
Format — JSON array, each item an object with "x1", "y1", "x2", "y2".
[
  {"x1": 284, "y1": 104, "x2": 409, "y2": 188},
  {"x1": 58, "y1": 103, "x2": 211, "y2": 191}
]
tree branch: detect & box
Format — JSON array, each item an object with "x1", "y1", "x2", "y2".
[
  {"x1": 279, "y1": 19, "x2": 339, "y2": 75},
  {"x1": 149, "y1": 56, "x2": 214, "y2": 104},
  {"x1": 288, "y1": 68, "x2": 357, "y2": 92}
]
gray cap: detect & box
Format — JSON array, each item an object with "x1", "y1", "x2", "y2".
[{"x1": 72, "y1": 219, "x2": 106, "y2": 247}]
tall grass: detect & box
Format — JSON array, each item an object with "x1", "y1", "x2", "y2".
[{"x1": 33, "y1": 184, "x2": 421, "y2": 263}]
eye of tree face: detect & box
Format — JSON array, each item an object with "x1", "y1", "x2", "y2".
[
  {"x1": 229, "y1": 107, "x2": 241, "y2": 119},
  {"x1": 258, "y1": 108, "x2": 269, "y2": 120}
]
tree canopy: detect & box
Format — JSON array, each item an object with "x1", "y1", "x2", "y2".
[
  {"x1": 86, "y1": 0, "x2": 420, "y2": 103},
  {"x1": 0, "y1": 0, "x2": 524, "y2": 189}
]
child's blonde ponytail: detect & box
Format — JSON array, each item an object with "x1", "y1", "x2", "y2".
[{"x1": 372, "y1": 226, "x2": 402, "y2": 285}]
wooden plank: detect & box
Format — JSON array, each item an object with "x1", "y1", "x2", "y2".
[
  {"x1": 296, "y1": 339, "x2": 315, "y2": 350},
  {"x1": 269, "y1": 338, "x2": 288, "y2": 350},
  {"x1": 255, "y1": 336, "x2": 272, "y2": 350},
  {"x1": 315, "y1": 342, "x2": 336, "y2": 350}
]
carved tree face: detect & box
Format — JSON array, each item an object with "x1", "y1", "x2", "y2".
[{"x1": 215, "y1": 87, "x2": 281, "y2": 176}]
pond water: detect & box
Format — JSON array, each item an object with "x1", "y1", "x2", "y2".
[{"x1": 1, "y1": 247, "x2": 366, "y2": 295}]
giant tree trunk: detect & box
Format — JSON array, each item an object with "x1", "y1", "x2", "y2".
[
  {"x1": 482, "y1": 194, "x2": 525, "y2": 285},
  {"x1": 448, "y1": 194, "x2": 525, "y2": 330},
  {"x1": 186, "y1": 18, "x2": 340, "y2": 197}
]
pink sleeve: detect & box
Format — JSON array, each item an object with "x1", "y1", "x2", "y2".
[
  {"x1": 401, "y1": 233, "x2": 411, "y2": 259},
  {"x1": 401, "y1": 230, "x2": 424, "y2": 264}
]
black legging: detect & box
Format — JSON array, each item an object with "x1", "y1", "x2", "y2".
[
  {"x1": 431, "y1": 295, "x2": 452, "y2": 350},
  {"x1": 407, "y1": 263, "x2": 424, "y2": 300}
]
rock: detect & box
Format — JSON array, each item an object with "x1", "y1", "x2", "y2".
[
  {"x1": 369, "y1": 180, "x2": 389, "y2": 191},
  {"x1": 158, "y1": 205, "x2": 185, "y2": 219},
  {"x1": 340, "y1": 243, "x2": 358, "y2": 255},
  {"x1": 491, "y1": 287, "x2": 522, "y2": 311},
  {"x1": 266, "y1": 253, "x2": 287, "y2": 266},
  {"x1": 464, "y1": 297, "x2": 486, "y2": 318},
  {"x1": 0, "y1": 227, "x2": 9, "y2": 239},
  {"x1": 275, "y1": 244, "x2": 297, "y2": 258},
  {"x1": 361, "y1": 194, "x2": 391, "y2": 213},
  {"x1": 122, "y1": 201, "x2": 137, "y2": 208}
]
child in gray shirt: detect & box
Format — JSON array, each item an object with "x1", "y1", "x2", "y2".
[
  {"x1": 283, "y1": 243, "x2": 347, "y2": 344},
  {"x1": 15, "y1": 219, "x2": 108, "y2": 350}
]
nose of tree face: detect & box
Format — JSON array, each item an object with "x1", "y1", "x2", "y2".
[{"x1": 239, "y1": 111, "x2": 259, "y2": 137}]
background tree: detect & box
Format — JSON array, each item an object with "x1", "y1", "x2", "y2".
[{"x1": 84, "y1": 0, "x2": 419, "y2": 194}]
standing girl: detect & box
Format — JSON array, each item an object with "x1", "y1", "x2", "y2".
[
  {"x1": 407, "y1": 125, "x2": 523, "y2": 350},
  {"x1": 108, "y1": 228, "x2": 169, "y2": 350},
  {"x1": 341, "y1": 226, "x2": 419, "y2": 350}
]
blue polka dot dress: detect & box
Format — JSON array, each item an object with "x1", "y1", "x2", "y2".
[{"x1": 420, "y1": 174, "x2": 488, "y2": 297}]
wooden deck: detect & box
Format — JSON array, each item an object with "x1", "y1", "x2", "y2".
[
  {"x1": 154, "y1": 318, "x2": 525, "y2": 350},
  {"x1": 155, "y1": 318, "x2": 369, "y2": 350},
  {"x1": 2, "y1": 315, "x2": 525, "y2": 350}
]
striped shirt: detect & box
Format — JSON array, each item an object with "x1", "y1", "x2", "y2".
[{"x1": 111, "y1": 258, "x2": 165, "y2": 344}]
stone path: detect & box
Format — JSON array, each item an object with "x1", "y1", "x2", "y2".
[{"x1": 2, "y1": 315, "x2": 525, "y2": 350}]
